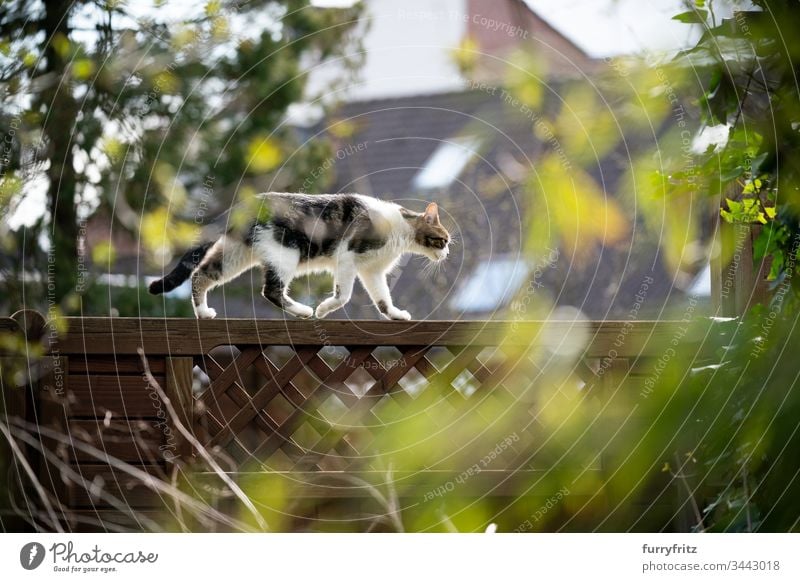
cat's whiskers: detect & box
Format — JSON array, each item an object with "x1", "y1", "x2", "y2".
[{"x1": 421, "y1": 255, "x2": 447, "y2": 279}]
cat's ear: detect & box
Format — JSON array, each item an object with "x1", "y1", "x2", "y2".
[
  {"x1": 423, "y1": 202, "x2": 439, "y2": 225},
  {"x1": 399, "y1": 207, "x2": 421, "y2": 220}
]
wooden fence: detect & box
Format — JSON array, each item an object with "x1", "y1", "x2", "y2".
[{"x1": 0, "y1": 311, "x2": 700, "y2": 532}]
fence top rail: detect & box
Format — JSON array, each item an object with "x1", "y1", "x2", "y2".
[{"x1": 0, "y1": 311, "x2": 687, "y2": 357}]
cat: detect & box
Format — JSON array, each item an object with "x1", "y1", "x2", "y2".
[{"x1": 148, "y1": 192, "x2": 451, "y2": 320}]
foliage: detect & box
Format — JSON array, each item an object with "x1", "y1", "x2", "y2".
[
  {"x1": 488, "y1": 0, "x2": 800, "y2": 532},
  {"x1": 80, "y1": 283, "x2": 194, "y2": 317},
  {"x1": 671, "y1": 1, "x2": 800, "y2": 280},
  {"x1": 0, "y1": 0, "x2": 363, "y2": 314}
]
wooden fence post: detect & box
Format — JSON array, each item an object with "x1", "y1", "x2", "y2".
[
  {"x1": 599, "y1": 357, "x2": 629, "y2": 519},
  {"x1": 711, "y1": 195, "x2": 771, "y2": 316},
  {"x1": 38, "y1": 355, "x2": 70, "y2": 528},
  {"x1": 165, "y1": 357, "x2": 194, "y2": 463},
  {"x1": 1, "y1": 316, "x2": 30, "y2": 531}
]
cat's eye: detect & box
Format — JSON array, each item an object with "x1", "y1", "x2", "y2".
[{"x1": 426, "y1": 236, "x2": 448, "y2": 249}]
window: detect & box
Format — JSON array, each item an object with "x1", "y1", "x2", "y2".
[
  {"x1": 687, "y1": 263, "x2": 711, "y2": 297},
  {"x1": 412, "y1": 135, "x2": 482, "y2": 190},
  {"x1": 451, "y1": 256, "x2": 529, "y2": 313}
]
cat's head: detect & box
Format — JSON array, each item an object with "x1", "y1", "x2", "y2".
[{"x1": 408, "y1": 202, "x2": 450, "y2": 262}]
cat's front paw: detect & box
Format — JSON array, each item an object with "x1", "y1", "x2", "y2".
[
  {"x1": 315, "y1": 299, "x2": 340, "y2": 319},
  {"x1": 288, "y1": 304, "x2": 314, "y2": 319},
  {"x1": 387, "y1": 308, "x2": 412, "y2": 321},
  {"x1": 196, "y1": 306, "x2": 217, "y2": 319},
  {"x1": 315, "y1": 305, "x2": 329, "y2": 319}
]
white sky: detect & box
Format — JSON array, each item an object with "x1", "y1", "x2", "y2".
[
  {"x1": 524, "y1": 0, "x2": 707, "y2": 57},
  {"x1": 314, "y1": 0, "x2": 712, "y2": 57}
]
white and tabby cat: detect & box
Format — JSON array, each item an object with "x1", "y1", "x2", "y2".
[{"x1": 149, "y1": 193, "x2": 451, "y2": 320}]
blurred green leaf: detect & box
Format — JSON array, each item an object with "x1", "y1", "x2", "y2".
[
  {"x1": 673, "y1": 9, "x2": 708, "y2": 23},
  {"x1": 91, "y1": 240, "x2": 116, "y2": 266}
]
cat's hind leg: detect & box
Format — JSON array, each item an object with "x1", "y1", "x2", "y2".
[
  {"x1": 191, "y1": 238, "x2": 257, "y2": 319},
  {"x1": 315, "y1": 256, "x2": 356, "y2": 319},
  {"x1": 261, "y1": 260, "x2": 313, "y2": 319},
  {"x1": 191, "y1": 269, "x2": 218, "y2": 319}
]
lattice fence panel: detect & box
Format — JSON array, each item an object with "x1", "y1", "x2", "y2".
[{"x1": 184, "y1": 342, "x2": 580, "y2": 473}]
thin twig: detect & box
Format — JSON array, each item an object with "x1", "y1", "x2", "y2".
[
  {"x1": 742, "y1": 461, "x2": 753, "y2": 532},
  {"x1": 320, "y1": 471, "x2": 405, "y2": 532},
  {"x1": 169, "y1": 465, "x2": 188, "y2": 532},
  {"x1": 8, "y1": 425, "x2": 164, "y2": 532},
  {"x1": 708, "y1": 0, "x2": 717, "y2": 28},
  {"x1": 0, "y1": 419, "x2": 64, "y2": 532},
  {"x1": 384, "y1": 464, "x2": 404, "y2": 533},
  {"x1": 8, "y1": 417, "x2": 254, "y2": 532},
  {"x1": 674, "y1": 452, "x2": 705, "y2": 532}
]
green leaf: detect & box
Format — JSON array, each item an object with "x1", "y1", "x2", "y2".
[
  {"x1": 72, "y1": 58, "x2": 95, "y2": 80},
  {"x1": 768, "y1": 249, "x2": 784, "y2": 280},
  {"x1": 725, "y1": 198, "x2": 743, "y2": 214},
  {"x1": 765, "y1": 206, "x2": 776, "y2": 219},
  {"x1": 205, "y1": 0, "x2": 221, "y2": 17},
  {"x1": 753, "y1": 227, "x2": 772, "y2": 260},
  {"x1": 720, "y1": 165, "x2": 744, "y2": 182},
  {"x1": 750, "y1": 152, "x2": 769, "y2": 174},
  {"x1": 246, "y1": 137, "x2": 282, "y2": 173},
  {"x1": 673, "y1": 10, "x2": 708, "y2": 24},
  {"x1": 91, "y1": 240, "x2": 116, "y2": 266}
]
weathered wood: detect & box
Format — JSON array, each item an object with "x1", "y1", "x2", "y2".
[
  {"x1": 0, "y1": 316, "x2": 21, "y2": 336},
  {"x1": 200, "y1": 346, "x2": 261, "y2": 408},
  {"x1": 712, "y1": 221, "x2": 770, "y2": 316},
  {"x1": 68, "y1": 419, "x2": 165, "y2": 463},
  {"x1": 252, "y1": 347, "x2": 373, "y2": 460},
  {"x1": 0, "y1": 353, "x2": 33, "y2": 531},
  {"x1": 68, "y1": 509, "x2": 166, "y2": 533},
  {"x1": 69, "y1": 356, "x2": 165, "y2": 375},
  {"x1": 50, "y1": 318, "x2": 675, "y2": 356},
  {"x1": 208, "y1": 348, "x2": 317, "y2": 447},
  {"x1": 1, "y1": 317, "x2": 52, "y2": 529},
  {"x1": 0, "y1": 357, "x2": 27, "y2": 418},
  {"x1": 11, "y1": 309, "x2": 47, "y2": 343},
  {"x1": 68, "y1": 464, "x2": 166, "y2": 509},
  {"x1": 165, "y1": 357, "x2": 194, "y2": 462},
  {"x1": 67, "y1": 374, "x2": 166, "y2": 417},
  {"x1": 36, "y1": 356, "x2": 71, "y2": 525}
]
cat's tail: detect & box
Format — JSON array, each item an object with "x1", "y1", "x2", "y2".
[{"x1": 148, "y1": 241, "x2": 214, "y2": 295}]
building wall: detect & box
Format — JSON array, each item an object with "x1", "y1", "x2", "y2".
[
  {"x1": 306, "y1": 0, "x2": 468, "y2": 102},
  {"x1": 304, "y1": 0, "x2": 595, "y2": 105},
  {"x1": 467, "y1": 0, "x2": 595, "y2": 77}
]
